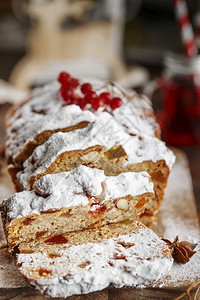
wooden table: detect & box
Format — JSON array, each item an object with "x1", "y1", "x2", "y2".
[
  {"x1": 180, "y1": 145, "x2": 200, "y2": 226},
  {"x1": 0, "y1": 103, "x2": 200, "y2": 300}
]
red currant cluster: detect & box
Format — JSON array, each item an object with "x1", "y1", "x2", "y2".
[{"x1": 58, "y1": 72, "x2": 123, "y2": 111}]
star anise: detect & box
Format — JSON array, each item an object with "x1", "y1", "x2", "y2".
[{"x1": 162, "y1": 236, "x2": 197, "y2": 264}]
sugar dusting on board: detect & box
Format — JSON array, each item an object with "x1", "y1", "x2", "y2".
[
  {"x1": 152, "y1": 149, "x2": 200, "y2": 288},
  {"x1": 155, "y1": 244, "x2": 200, "y2": 288},
  {"x1": 0, "y1": 162, "x2": 14, "y2": 249},
  {"x1": 0, "y1": 249, "x2": 27, "y2": 288}
]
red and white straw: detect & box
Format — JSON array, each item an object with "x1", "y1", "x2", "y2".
[{"x1": 173, "y1": 0, "x2": 197, "y2": 58}]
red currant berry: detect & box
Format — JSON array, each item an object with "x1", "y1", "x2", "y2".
[
  {"x1": 78, "y1": 97, "x2": 87, "y2": 109},
  {"x1": 81, "y1": 83, "x2": 92, "y2": 95},
  {"x1": 60, "y1": 87, "x2": 73, "y2": 101},
  {"x1": 64, "y1": 98, "x2": 74, "y2": 105},
  {"x1": 70, "y1": 78, "x2": 79, "y2": 90},
  {"x1": 71, "y1": 97, "x2": 79, "y2": 105},
  {"x1": 91, "y1": 96, "x2": 106, "y2": 110},
  {"x1": 58, "y1": 72, "x2": 71, "y2": 86},
  {"x1": 85, "y1": 90, "x2": 96, "y2": 103},
  {"x1": 110, "y1": 97, "x2": 123, "y2": 110},
  {"x1": 78, "y1": 97, "x2": 86, "y2": 104},
  {"x1": 99, "y1": 92, "x2": 112, "y2": 104}
]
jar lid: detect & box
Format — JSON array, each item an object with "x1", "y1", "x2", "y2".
[{"x1": 164, "y1": 52, "x2": 200, "y2": 75}]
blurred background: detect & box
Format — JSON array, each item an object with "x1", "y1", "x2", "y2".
[
  {"x1": 0, "y1": 0, "x2": 200, "y2": 215},
  {"x1": 0, "y1": 0, "x2": 198, "y2": 83},
  {"x1": 1, "y1": 0, "x2": 200, "y2": 140}
]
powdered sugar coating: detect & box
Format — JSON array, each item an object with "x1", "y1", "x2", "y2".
[
  {"x1": 35, "y1": 165, "x2": 105, "y2": 197},
  {"x1": 4, "y1": 166, "x2": 153, "y2": 221},
  {"x1": 6, "y1": 79, "x2": 159, "y2": 162},
  {"x1": 17, "y1": 223, "x2": 173, "y2": 298},
  {"x1": 104, "y1": 172, "x2": 152, "y2": 200},
  {"x1": 6, "y1": 101, "x2": 95, "y2": 162},
  {"x1": 17, "y1": 112, "x2": 175, "y2": 190},
  {"x1": 113, "y1": 94, "x2": 159, "y2": 137},
  {"x1": 7, "y1": 82, "x2": 60, "y2": 128}
]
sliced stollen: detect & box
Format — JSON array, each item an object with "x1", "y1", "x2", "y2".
[
  {"x1": 5, "y1": 80, "x2": 160, "y2": 168},
  {"x1": 16, "y1": 221, "x2": 173, "y2": 298},
  {"x1": 6, "y1": 80, "x2": 161, "y2": 194},
  {"x1": 1, "y1": 165, "x2": 154, "y2": 250},
  {"x1": 16, "y1": 112, "x2": 175, "y2": 225},
  {"x1": 5, "y1": 76, "x2": 175, "y2": 225},
  {"x1": 16, "y1": 112, "x2": 174, "y2": 189}
]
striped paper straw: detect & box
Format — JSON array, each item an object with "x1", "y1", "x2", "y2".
[{"x1": 173, "y1": 0, "x2": 197, "y2": 58}]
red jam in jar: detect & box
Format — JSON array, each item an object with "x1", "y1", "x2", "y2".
[{"x1": 158, "y1": 53, "x2": 200, "y2": 146}]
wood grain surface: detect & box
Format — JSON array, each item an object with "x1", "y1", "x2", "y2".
[
  {"x1": 0, "y1": 286, "x2": 200, "y2": 300},
  {"x1": 0, "y1": 104, "x2": 200, "y2": 300}
]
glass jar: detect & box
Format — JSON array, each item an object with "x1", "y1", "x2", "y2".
[{"x1": 160, "y1": 52, "x2": 200, "y2": 146}]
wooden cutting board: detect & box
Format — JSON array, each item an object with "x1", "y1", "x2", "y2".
[{"x1": 0, "y1": 149, "x2": 200, "y2": 300}]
